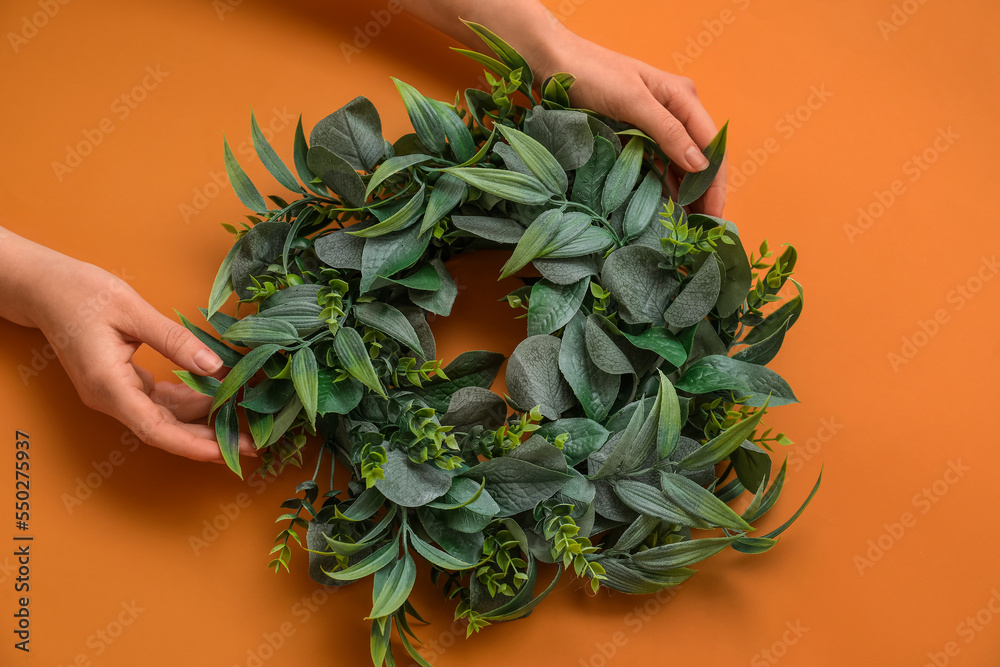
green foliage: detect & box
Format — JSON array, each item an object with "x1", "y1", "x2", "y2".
[{"x1": 182, "y1": 22, "x2": 819, "y2": 667}]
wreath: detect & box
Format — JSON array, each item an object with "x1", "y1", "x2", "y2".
[{"x1": 176, "y1": 22, "x2": 821, "y2": 666}]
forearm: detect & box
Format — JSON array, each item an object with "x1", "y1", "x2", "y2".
[
  {"x1": 400, "y1": 0, "x2": 576, "y2": 82},
  {"x1": 0, "y1": 226, "x2": 57, "y2": 329}
]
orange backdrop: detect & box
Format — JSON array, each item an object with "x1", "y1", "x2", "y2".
[{"x1": 1, "y1": 0, "x2": 998, "y2": 665}]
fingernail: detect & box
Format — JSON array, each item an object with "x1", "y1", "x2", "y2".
[
  {"x1": 685, "y1": 145, "x2": 709, "y2": 171},
  {"x1": 194, "y1": 349, "x2": 223, "y2": 374}
]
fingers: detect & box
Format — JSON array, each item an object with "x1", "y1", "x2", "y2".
[
  {"x1": 149, "y1": 380, "x2": 214, "y2": 423},
  {"x1": 119, "y1": 302, "x2": 223, "y2": 376},
  {"x1": 622, "y1": 88, "x2": 709, "y2": 175}
]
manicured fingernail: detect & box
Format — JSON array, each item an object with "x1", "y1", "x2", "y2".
[
  {"x1": 685, "y1": 145, "x2": 709, "y2": 171},
  {"x1": 194, "y1": 349, "x2": 223, "y2": 374}
]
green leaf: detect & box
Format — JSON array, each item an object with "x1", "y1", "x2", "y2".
[
  {"x1": 223, "y1": 135, "x2": 268, "y2": 214},
  {"x1": 408, "y1": 529, "x2": 477, "y2": 570},
  {"x1": 733, "y1": 319, "x2": 789, "y2": 366},
  {"x1": 221, "y1": 317, "x2": 300, "y2": 347},
  {"x1": 599, "y1": 559, "x2": 694, "y2": 594},
  {"x1": 309, "y1": 96, "x2": 384, "y2": 172},
  {"x1": 601, "y1": 136, "x2": 644, "y2": 214},
  {"x1": 678, "y1": 121, "x2": 728, "y2": 206},
  {"x1": 360, "y1": 221, "x2": 432, "y2": 293},
  {"x1": 532, "y1": 255, "x2": 598, "y2": 286},
  {"x1": 500, "y1": 208, "x2": 564, "y2": 279},
  {"x1": 732, "y1": 440, "x2": 771, "y2": 492},
  {"x1": 630, "y1": 536, "x2": 738, "y2": 569},
  {"x1": 526, "y1": 277, "x2": 589, "y2": 337},
  {"x1": 676, "y1": 355, "x2": 797, "y2": 407},
  {"x1": 291, "y1": 348, "x2": 319, "y2": 427},
  {"x1": 463, "y1": 20, "x2": 533, "y2": 88},
  {"x1": 349, "y1": 183, "x2": 426, "y2": 238},
  {"x1": 211, "y1": 344, "x2": 281, "y2": 415},
  {"x1": 612, "y1": 480, "x2": 702, "y2": 527},
  {"x1": 412, "y1": 351, "x2": 504, "y2": 413},
  {"x1": 264, "y1": 395, "x2": 302, "y2": 447},
  {"x1": 535, "y1": 418, "x2": 610, "y2": 466},
  {"x1": 316, "y1": 369, "x2": 363, "y2": 416},
  {"x1": 571, "y1": 135, "x2": 616, "y2": 211},
  {"x1": 451, "y1": 48, "x2": 513, "y2": 79},
  {"x1": 461, "y1": 457, "x2": 571, "y2": 516},
  {"x1": 385, "y1": 262, "x2": 441, "y2": 291},
  {"x1": 505, "y1": 335, "x2": 576, "y2": 420},
  {"x1": 676, "y1": 400, "x2": 769, "y2": 470},
  {"x1": 558, "y1": 312, "x2": 618, "y2": 422},
  {"x1": 731, "y1": 536, "x2": 779, "y2": 554},
  {"x1": 307, "y1": 145, "x2": 366, "y2": 207},
  {"x1": 365, "y1": 154, "x2": 431, "y2": 199},
  {"x1": 601, "y1": 246, "x2": 679, "y2": 324},
  {"x1": 245, "y1": 409, "x2": 273, "y2": 449},
  {"x1": 441, "y1": 387, "x2": 507, "y2": 433},
  {"x1": 593, "y1": 379, "x2": 661, "y2": 479},
  {"x1": 523, "y1": 107, "x2": 595, "y2": 170},
  {"x1": 409, "y1": 258, "x2": 457, "y2": 317},
  {"x1": 701, "y1": 224, "x2": 750, "y2": 317},
  {"x1": 173, "y1": 370, "x2": 221, "y2": 397},
  {"x1": 584, "y1": 315, "x2": 634, "y2": 375},
  {"x1": 621, "y1": 327, "x2": 688, "y2": 368},
  {"x1": 176, "y1": 311, "x2": 243, "y2": 368},
  {"x1": 294, "y1": 115, "x2": 327, "y2": 197},
  {"x1": 443, "y1": 167, "x2": 551, "y2": 206},
  {"x1": 656, "y1": 371, "x2": 682, "y2": 459},
  {"x1": 495, "y1": 124, "x2": 568, "y2": 195},
  {"x1": 623, "y1": 172, "x2": 662, "y2": 242},
  {"x1": 660, "y1": 472, "x2": 752, "y2": 531},
  {"x1": 324, "y1": 542, "x2": 397, "y2": 582},
  {"x1": 541, "y1": 226, "x2": 614, "y2": 259},
  {"x1": 392, "y1": 78, "x2": 446, "y2": 154},
  {"x1": 250, "y1": 109, "x2": 302, "y2": 193},
  {"x1": 368, "y1": 553, "x2": 417, "y2": 619},
  {"x1": 207, "y1": 241, "x2": 240, "y2": 318},
  {"x1": 451, "y1": 215, "x2": 524, "y2": 244},
  {"x1": 239, "y1": 378, "x2": 295, "y2": 414},
  {"x1": 664, "y1": 253, "x2": 722, "y2": 328},
  {"x1": 420, "y1": 172, "x2": 467, "y2": 235},
  {"x1": 353, "y1": 301, "x2": 425, "y2": 356},
  {"x1": 334, "y1": 326, "x2": 386, "y2": 398},
  {"x1": 428, "y1": 98, "x2": 476, "y2": 163},
  {"x1": 743, "y1": 458, "x2": 788, "y2": 522},
  {"x1": 742, "y1": 281, "x2": 804, "y2": 345},
  {"x1": 214, "y1": 399, "x2": 242, "y2": 478},
  {"x1": 374, "y1": 449, "x2": 453, "y2": 507},
  {"x1": 759, "y1": 468, "x2": 822, "y2": 540}
]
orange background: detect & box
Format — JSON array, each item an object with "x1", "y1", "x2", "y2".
[{"x1": 1, "y1": 0, "x2": 998, "y2": 665}]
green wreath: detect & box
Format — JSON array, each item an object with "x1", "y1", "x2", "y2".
[{"x1": 176, "y1": 21, "x2": 821, "y2": 667}]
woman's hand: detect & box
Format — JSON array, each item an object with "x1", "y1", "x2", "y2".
[
  {"x1": 0, "y1": 227, "x2": 255, "y2": 463},
  {"x1": 531, "y1": 32, "x2": 727, "y2": 217}
]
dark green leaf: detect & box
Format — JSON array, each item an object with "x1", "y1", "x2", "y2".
[
  {"x1": 409, "y1": 258, "x2": 457, "y2": 317},
  {"x1": 623, "y1": 172, "x2": 662, "y2": 242},
  {"x1": 223, "y1": 136, "x2": 267, "y2": 214},
  {"x1": 506, "y1": 334, "x2": 576, "y2": 420},
  {"x1": 496, "y1": 124, "x2": 568, "y2": 195},
  {"x1": 420, "y1": 173, "x2": 466, "y2": 235},
  {"x1": 353, "y1": 301, "x2": 425, "y2": 356},
  {"x1": 291, "y1": 347, "x2": 319, "y2": 427},
  {"x1": 571, "y1": 135, "x2": 616, "y2": 211},
  {"x1": 310, "y1": 96, "x2": 384, "y2": 172},
  {"x1": 621, "y1": 327, "x2": 688, "y2": 368},
  {"x1": 451, "y1": 215, "x2": 524, "y2": 244},
  {"x1": 334, "y1": 326, "x2": 386, "y2": 398},
  {"x1": 375, "y1": 448, "x2": 453, "y2": 507},
  {"x1": 250, "y1": 109, "x2": 301, "y2": 193},
  {"x1": 211, "y1": 344, "x2": 281, "y2": 414},
  {"x1": 500, "y1": 208, "x2": 564, "y2": 279},
  {"x1": 214, "y1": 399, "x2": 242, "y2": 478},
  {"x1": 307, "y1": 145, "x2": 366, "y2": 207},
  {"x1": 677, "y1": 355, "x2": 797, "y2": 407},
  {"x1": 527, "y1": 277, "x2": 589, "y2": 337},
  {"x1": 664, "y1": 253, "x2": 722, "y2": 328},
  {"x1": 601, "y1": 246, "x2": 679, "y2": 324},
  {"x1": 558, "y1": 312, "x2": 618, "y2": 422},
  {"x1": 676, "y1": 401, "x2": 768, "y2": 470},
  {"x1": 523, "y1": 107, "x2": 594, "y2": 170},
  {"x1": 678, "y1": 121, "x2": 728, "y2": 206},
  {"x1": 392, "y1": 78, "x2": 446, "y2": 154}
]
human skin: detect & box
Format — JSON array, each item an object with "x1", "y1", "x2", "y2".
[
  {"x1": 401, "y1": 0, "x2": 727, "y2": 216},
  {"x1": 0, "y1": 225, "x2": 255, "y2": 463}
]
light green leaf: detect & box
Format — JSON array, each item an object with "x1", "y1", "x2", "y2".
[
  {"x1": 495, "y1": 124, "x2": 568, "y2": 195},
  {"x1": 420, "y1": 173, "x2": 467, "y2": 235},
  {"x1": 365, "y1": 154, "x2": 431, "y2": 199},
  {"x1": 250, "y1": 109, "x2": 302, "y2": 193},
  {"x1": 392, "y1": 78, "x2": 446, "y2": 154},
  {"x1": 353, "y1": 301, "x2": 425, "y2": 356},
  {"x1": 602, "y1": 136, "x2": 644, "y2": 214},
  {"x1": 656, "y1": 371, "x2": 682, "y2": 459},
  {"x1": 451, "y1": 215, "x2": 524, "y2": 244},
  {"x1": 334, "y1": 326, "x2": 386, "y2": 398},
  {"x1": 676, "y1": 355, "x2": 797, "y2": 407},
  {"x1": 623, "y1": 172, "x2": 662, "y2": 242},
  {"x1": 367, "y1": 553, "x2": 416, "y2": 619},
  {"x1": 223, "y1": 136, "x2": 267, "y2": 214},
  {"x1": 621, "y1": 327, "x2": 688, "y2": 368},
  {"x1": 676, "y1": 400, "x2": 769, "y2": 470},
  {"x1": 291, "y1": 347, "x2": 319, "y2": 427},
  {"x1": 678, "y1": 121, "x2": 728, "y2": 206},
  {"x1": 348, "y1": 183, "x2": 425, "y2": 238},
  {"x1": 428, "y1": 98, "x2": 476, "y2": 163},
  {"x1": 443, "y1": 167, "x2": 551, "y2": 206},
  {"x1": 221, "y1": 317, "x2": 300, "y2": 347},
  {"x1": 500, "y1": 208, "x2": 563, "y2": 279},
  {"x1": 630, "y1": 536, "x2": 739, "y2": 569},
  {"x1": 660, "y1": 472, "x2": 752, "y2": 531}
]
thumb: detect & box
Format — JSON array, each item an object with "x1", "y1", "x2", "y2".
[{"x1": 123, "y1": 303, "x2": 223, "y2": 376}]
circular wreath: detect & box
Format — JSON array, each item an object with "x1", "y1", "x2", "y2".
[{"x1": 177, "y1": 21, "x2": 820, "y2": 666}]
